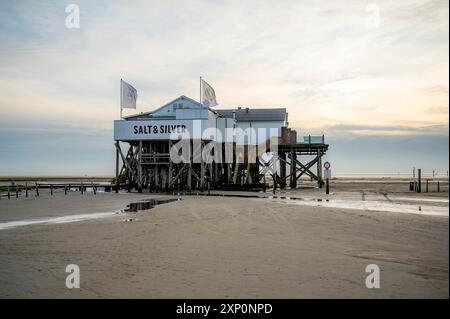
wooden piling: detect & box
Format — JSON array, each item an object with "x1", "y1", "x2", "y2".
[
  {"x1": 290, "y1": 150, "x2": 296, "y2": 189},
  {"x1": 35, "y1": 182, "x2": 39, "y2": 197},
  {"x1": 16, "y1": 186, "x2": 19, "y2": 198},
  {"x1": 168, "y1": 140, "x2": 173, "y2": 191},
  {"x1": 115, "y1": 147, "x2": 119, "y2": 193},
  {"x1": 81, "y1": 182, "x2": 84, "y2": 195},
  {"x1": 138, "y1": 140, "x2": 143, "y2": 193},
  {"x1": 8, "y1": 186, "x2": 10, "y2": 199},
  {"x1": 200, "y1": 142, "x2": 204, "y2": 191},
  {"x1": 272, "y1": 173, "x2": 276, "y2": 194},
  {"x1": 50, "y1": 184, "x2": 53, "y2": 195},
  {"x1": 437, "y1": 181, "x2": 440, "y2": 192},
  {"x1": 417, "y1": 169, "x2": 421, "y2": 193},
  {"x1": 317, "y1": 149, "x2": 323, "y2": 188},
  {"x1": 282, "y1": 152, "x2": 287, "y2": 189},
  {"x1": 25, "y1": 182, "x2": 28, "y2": 197}
]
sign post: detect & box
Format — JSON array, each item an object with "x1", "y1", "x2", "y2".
[{"x1": 323, "y1": 161, "x2": 331, "y2": 194}]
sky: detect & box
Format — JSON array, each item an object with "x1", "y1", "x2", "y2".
[{"x1": 0, "y1": 0, "x2": 448, "y2": 176}]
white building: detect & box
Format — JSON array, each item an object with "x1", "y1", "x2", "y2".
[{"x1": 114, "y1": 95, "x2": 287, "y2": 145}]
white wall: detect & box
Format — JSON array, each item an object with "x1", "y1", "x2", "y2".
[{"x1": 235, "y1": 121, "x2": 283, "y2": 145}]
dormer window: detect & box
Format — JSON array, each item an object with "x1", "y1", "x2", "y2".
[{"x1": 172, "y1": 103, "x2": 184, "y2": 111}]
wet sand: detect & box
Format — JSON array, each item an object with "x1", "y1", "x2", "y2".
[{"x1": 0, "y1": 179, "x2": 448, "y2": 298}]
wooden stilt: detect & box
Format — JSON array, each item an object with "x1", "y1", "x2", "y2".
[
  {"x1": 200, "y1": 141, "x2": 204, "y2": 191},
  {"x1": 138, "y1": 140, "x2": 143, "y2": 193},
  {"x1": 115, "y1": 145, "x2": 120, "y2": 193},
  {"x1": 317, "y1": 150, "x2": 323, "y2": 188},
  {"x1": 417, "y1": 169, "x2": 422, "y2": 193},
  {"x1": 290, "y1": 150, "x2": 296, "y2": 188},
  {"x1": 168, "y1": 140, "x2": 173, "y2": 191},
  {"x1": 280, "y1": 151, "x2": 286, "y2": 189}
]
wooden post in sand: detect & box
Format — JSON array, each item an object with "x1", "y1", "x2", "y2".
[
  {"x1": 426, "y1": 179, "x2": 429, "y2": 192},
  {"x1": 272, "y1": 173, "x2": 276, "y2": 195},
  {"x1": 25, "y1": 182, "x2": 28, "y2": 198},
  {"x1": 15, "y1": 186, "x2": 19, "y2": 198},
  {"x1": 7, "y1": 186, "x2": 10, "y2": 199},
  {"x1": 35, "y1": 182, "x2": 39, "y2": 197},
  {"x1": 115, "y1": 146, "x2": 120, "y2": 193},
  {"x1": 50, "y1": 184, "x2": 53, "y2": 196},
  {"x1": 290, "y1": 150, "x2": 296, "y2": 189},
  {"x1": 417, "y1": 169, "x2": 422, "y2": 193},
  {"x1": 437, "y1": 181, "x2": 440, "y2": 192}
]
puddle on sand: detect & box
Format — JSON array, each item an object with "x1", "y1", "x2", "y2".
[
  {"x1": 0, "y1": 198, "x2": 180, "y2": 231},
  {"x1": 268, "y1": 196, "x2": 449, "y2": 217},
  {"x1": 0, "y1": 212, "x2": 118, "y2": 231},
  {"x1": 125, "y1": 198, "x2": 179, "y2": 213}
]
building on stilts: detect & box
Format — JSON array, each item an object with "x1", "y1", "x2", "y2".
[{"x1": 113, "y1": 95, "x2": 328, "y2": 192}]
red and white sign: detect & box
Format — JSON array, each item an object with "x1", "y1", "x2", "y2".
[{"x1": 324, "y1": 161, "x2": 331, "y2": 169}]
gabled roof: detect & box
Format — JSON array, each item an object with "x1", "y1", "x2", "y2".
[
  {"x1": 123, "y1": 95, "x2": 207, "y2": 119},
  {"x1": 216, "y1": 108, "x2": 286, "y2": 122}
]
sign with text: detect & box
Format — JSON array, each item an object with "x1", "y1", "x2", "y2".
[{"x1": 114, "y1": 120, "x2": 208, "y2": 141}]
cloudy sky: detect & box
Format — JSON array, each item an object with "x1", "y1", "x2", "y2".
[{"x1": 0, "y1": 0, "x2": 448, "y2": 176}]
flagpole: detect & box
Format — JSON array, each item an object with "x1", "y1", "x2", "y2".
[
  {"x1": 199, "y1": 76, "x2": 202, "y2": 106},
  {"x1": 120, "y1": 78, "x2": 123, "y2": 120}
]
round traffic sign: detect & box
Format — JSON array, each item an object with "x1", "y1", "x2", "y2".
[{"x1": 324, "y1": 161, "x2": 331, "y2": 169}]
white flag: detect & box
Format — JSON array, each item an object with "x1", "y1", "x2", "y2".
[
  {"x1": 121, "y1": 79, "x2": 137, "y2": 109},
  {"x1": 201, "y1": 79, "x2": 218, "y2": 107}
]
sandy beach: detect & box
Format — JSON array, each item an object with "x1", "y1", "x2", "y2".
[{"x1": 0, "y1": 178, "x2": 448, "y2": 298}]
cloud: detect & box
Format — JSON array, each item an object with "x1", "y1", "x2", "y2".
[
  {"x1": 0, "y1": 0, "x2": 448, "y2": 174},
  {"x1": 318, "y1": 124, "x2": 449, "y2": 137}
]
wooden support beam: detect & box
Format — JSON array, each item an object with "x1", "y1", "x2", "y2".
[
  {"x1": 317, "y1": 149, "x2": 323, "y2": 188},
  {"x1": 290, "y1": 150, "x2": 296, "y2": 188},
  {"x1": 417, "y1": 168, "x2": 422, "y2": 193},
  {"x1": 138, "y1": 140, "x2": 143, "y2": 193},
  {"x1": 280, "y1": 151, "x2": 286, "y2": 189},
  {"x1": 293, "y1": 156, "x2": 320, "y2": 182},
  {"x1": 187, "y1": 140, "x2": 192, "y2": 193},
  {"x1": 115, "y1": 145, "x2": 120, "y2": 193},
  {"x1": 168, "y1": 141, "x2": 173, "y2": 190},
  {"x1": 168, "y1": 164, "x2": 186, "y2": 188},
  {"x1": 115, "y1": 141, "x2": 142, "y2": 190},
  {"x1": 200, "y1": 141, "x2": 204, "y2": 191}
]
